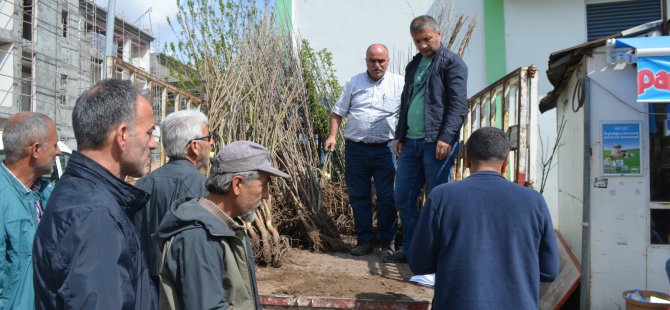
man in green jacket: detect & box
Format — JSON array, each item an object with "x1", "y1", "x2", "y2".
[
  {"x1": 155, "y1": 141, "x2": 289, "y2": 309},
  {"x1": 0, "y1": 112, "x2": 60, "y2": 309}
]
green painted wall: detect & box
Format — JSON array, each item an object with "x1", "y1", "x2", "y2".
[
  {"x1": 484, "y1": 0, "x2": 506, "y2": 85},
  {"x1": 484, "y1": 0, "x2": 506, "y2": 128},
  {"x1": 275, "y1": 0, "x2": 292, "y2": 33}
]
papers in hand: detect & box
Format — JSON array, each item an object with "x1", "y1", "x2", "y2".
[{"x1": 409, "y1": 274, "x2": 435, "y2": 287}]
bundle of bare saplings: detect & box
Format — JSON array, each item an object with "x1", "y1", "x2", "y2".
[{"x1": 166, "y1": 0, "x2": 475, "y2": 267}]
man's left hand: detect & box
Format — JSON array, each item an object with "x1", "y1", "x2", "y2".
[{"x1": 436, "y1": 141, "x2": 452, "y2": 160}]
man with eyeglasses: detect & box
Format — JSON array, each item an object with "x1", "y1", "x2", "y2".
[
  {"x1": 133, "y1": 109, "x2": 212, "y2": 291},
  {"x1": 324, "y1": 43, "x2": 403, "y2": 257}
]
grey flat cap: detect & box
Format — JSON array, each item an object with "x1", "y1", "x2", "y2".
[{"x1": 210, "y1": 141, "x2": 289, "y2": 178}]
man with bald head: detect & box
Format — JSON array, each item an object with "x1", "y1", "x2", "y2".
[
  {"x1": 324, "y1": 43, "x2": 403, "y2": 256},
  {"x1": 0, "y1": 112, "x2": 60, "y2": 309}
]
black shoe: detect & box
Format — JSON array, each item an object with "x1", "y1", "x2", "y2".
[
  {"x1": 350, "y1": 242, "x2": 373, "y2": 256},
  {"x1": 382, "y1": 249, "x2": 407, "y2": 263}
]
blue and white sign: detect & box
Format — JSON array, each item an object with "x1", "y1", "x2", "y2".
[{"x1": 602, "y1": 123, "x2": 641, "y2": 176}]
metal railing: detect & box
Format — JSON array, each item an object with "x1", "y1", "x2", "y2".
[{"x1": 454, "y1": 65, "x2": 538, "y2": 187}]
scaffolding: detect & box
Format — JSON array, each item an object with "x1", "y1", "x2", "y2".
[{"x1": 0, "y1": 0, "x2": 198, "y2": 158}]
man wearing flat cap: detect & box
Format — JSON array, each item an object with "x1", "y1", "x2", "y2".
[{"x1": 155, "y1": 141, "x2": 288, "y2": 310}]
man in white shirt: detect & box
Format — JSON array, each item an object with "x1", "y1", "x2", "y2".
[{"x1": 324, "y1": 43, "x2": 404, "y2": 256}]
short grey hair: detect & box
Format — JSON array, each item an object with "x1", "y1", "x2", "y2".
[
  {"x1": 2, "y1": 112, "x2": 52, "y2": 162},
  {"x1": 161, "y1": 109, "x2": 208, "y2": 159},
  {"x1": 410, "y1": 15, "x2": 438, "y2": 33},
  {"x1": 206, "y1": 171, "x2": 260, "y2": 195},
  {"x1": 72, "y1": 79, "x2": 146, "y2": 150}
]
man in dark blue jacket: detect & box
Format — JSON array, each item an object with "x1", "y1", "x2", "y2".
[
  {"x1": 384, "y1": 15, "x2": 468, "y2": 263},
  {"x1": 408, "y1": 127, "x2": 559, "y2": 309},
  {"x1": 33, "y1": 79, "x2": 158, "y2": 310}
]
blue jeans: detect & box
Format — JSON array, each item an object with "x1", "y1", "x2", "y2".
[
  {"x1": 394, "y1": 138, "x2": 459, "y2": 252},
  {"x1": 344, "y1": 140, "x2": 397, "y2": 243}
]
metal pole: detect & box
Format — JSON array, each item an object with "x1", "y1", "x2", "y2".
[
  {"x1": 102, "y1": 0, "x2": 116, "y2": 80},
  {"x1": 580, "y1": 77, "x2": 591, "y2": 310},
  {"x1": 662, "y1": 0, "x2": 668, "y2": 36}
]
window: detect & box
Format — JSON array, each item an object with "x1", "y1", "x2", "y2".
[
  {"x1": 649, "y1": 103, "x2": 670, "y2": 245},
  {"x1": 586, "y1": 0, "x2": 662, "y2": 41},
  {"x1": 61, "y1": 10, "x2": 68, "y2": 38},
  {"x1": 20, "y1": 65, "x2": 31, "y2": 111},
  {"x1": 59, "y1": 74, "x2": 67, "y2": 105},
  {"x1": 22, "y1": 0, "x2": 32, "y2": 41},
  {"x1": 91, "y1": 57, "x2": 102, "y2": 83},
  {"x1": 649, "y1": 103, "x2": 670, "y2": 201}
]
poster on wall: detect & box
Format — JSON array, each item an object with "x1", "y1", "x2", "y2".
[{"x1": 602, "y1": 122, "x2": 642, "y2": 176}]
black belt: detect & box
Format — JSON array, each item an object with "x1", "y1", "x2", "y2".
[{"x1": 346, "y1": 139, "x2": 390, "y2": 146}]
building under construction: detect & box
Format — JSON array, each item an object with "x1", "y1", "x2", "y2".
[{"x1": 0, "y1": 0, "x2": 199, "y2": 153}]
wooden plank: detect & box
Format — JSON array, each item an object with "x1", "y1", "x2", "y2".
[
  {"x1": 113, "y1": 57, "x2": 201, "y2": 104},
  {"x1": 527, "y1": 65, "x2": 539, "y2": 188},
  {"x1": 517, "y1": 67, "x2": 530, "y2": 186},
  {"x1": 539, "y1": 230, "x2": 581, "y2": 310}
]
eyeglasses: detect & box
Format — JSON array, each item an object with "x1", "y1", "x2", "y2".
[{"x1": 187, "y1": 133, "x2": 215, "y2": 146}]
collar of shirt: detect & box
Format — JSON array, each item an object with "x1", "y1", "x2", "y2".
[
  {"x1": 1, "y1": 161, "x2": 31, "y2": 193},
  {"x1": 198, "y1": 197, "x2": 245, "y2": 232},
  {"x1": 366, "y1": 72, "x2": 386, "y2": 84}
]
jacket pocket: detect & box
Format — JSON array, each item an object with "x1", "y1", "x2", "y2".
[{"x1": 5, "y1": 216, "x2": 35, "y2": 256}]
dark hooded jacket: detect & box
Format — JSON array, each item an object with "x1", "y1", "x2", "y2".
[
  {"x1": 395, "y1": 44, "x2": 468, "y2": 145},
  {"x1": 155, "y1": 197, "x2": 261, "y2": 310},
  {"x1": 133, "y1": 159, "x2": 207, "y2": 284},
  {"x1": 32, "y1": 151, "x2": 157, "y2": 310}
]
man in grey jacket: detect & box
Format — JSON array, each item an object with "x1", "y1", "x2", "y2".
[
  {"x1": 155, "y1": 141, "x2": 289, "y2": 309},
  {"x1": 133, "y1": 109, "x2": 212, "y2": 289}
]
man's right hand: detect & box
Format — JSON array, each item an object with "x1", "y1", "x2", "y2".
[
  {"x1": 324, "y1": 136, "x2": 337, "y2": 152},
  {"x1": 394, "y1": 140, "x2": 403, "y2": 156}
]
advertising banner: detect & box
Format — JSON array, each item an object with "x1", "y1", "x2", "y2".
[
  {"x1": 637, "y1": 56, "x2": 670, "y2": 102},
  {"x1": 602, "y1": 123, "x2": 642, "y2": 176}
]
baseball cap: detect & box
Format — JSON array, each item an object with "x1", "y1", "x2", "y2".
[{"x1": 210, "y1": 141, "x2": 289, "y2": 178}]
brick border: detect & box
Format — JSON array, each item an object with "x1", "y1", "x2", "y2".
[{"x1": 261, "y1": 294, "x2": 430, "y2": 309}]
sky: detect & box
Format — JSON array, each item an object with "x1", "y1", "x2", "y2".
[
  {"x1": 97, "y1": 0, "x2": 180, "y2": 51},
  {"x1": 101, "y1": 0, "x2": 273, "y2": 52}
]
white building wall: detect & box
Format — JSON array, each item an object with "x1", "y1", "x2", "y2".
[
  {"x1": 292, "y1": 0, "x2": 485, "y2": 93},
  {"x1": 585, "y1": 46, "x2": 648, "y2": 308},
  {"x1": 504, "y1": 0, "x2": 587, "y2": 224},
  {"x1": 555, "y1": 65, "x2": 586, "y2": 263},
  {"x1": 0, "y1": 0, "x2": 14, "y2": 32},
  {"x1": 0, "y1": 44, "x2": 15, "y2": 109}
]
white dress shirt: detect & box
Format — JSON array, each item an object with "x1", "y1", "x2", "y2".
[{"x1": 331, "y1": 71, "x2": 404, "y2": 143}]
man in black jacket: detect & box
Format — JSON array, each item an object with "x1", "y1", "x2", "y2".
[
  {"x1": 33, "y1": 79, "x2": 158, "y2": 309},
  {"x1": 133, "y1": 109, "x2": 211, "y2": 290},
  {"x1": 384, "y1": 15, "x2": 468, "y2": 263}
]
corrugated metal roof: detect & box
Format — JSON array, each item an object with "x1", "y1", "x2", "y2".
[{"x1": 539, "y1": 19, "x2": 666, "y2": 113}]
